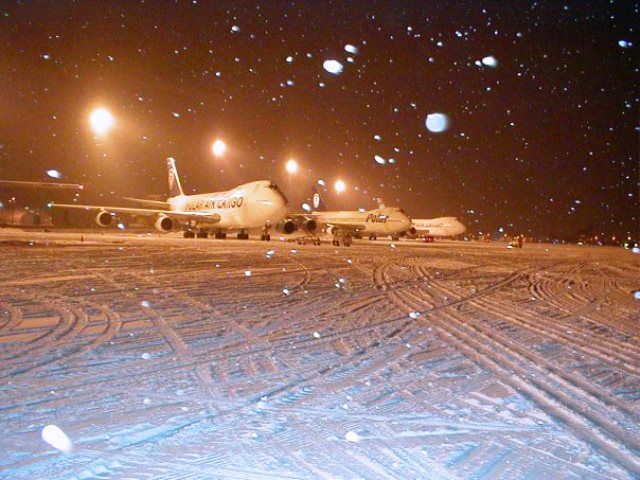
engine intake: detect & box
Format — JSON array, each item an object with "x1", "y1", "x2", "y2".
[
  {"x1": 155, "y1": 215, "x2": 174, "y2": 232},
  {"x1": 303, "y1": 219, "x2": 317, "y2": 233},
  {"x1": 276, "y1": 219, "x2": 297, "y2": 234},
  {"x1": 95, "y1": 210, "x2": 113, "y2": 227}
]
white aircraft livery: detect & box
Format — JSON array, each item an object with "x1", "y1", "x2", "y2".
[
  {"x1": 53, "y1": 158, "x2": 288, "y2": 240},
  {"x1": 278, "y1": 185, "x2": 411, "y2": 246},
  {"x1": 407, "y1": 216, "x2": 466, "y2": 239}
]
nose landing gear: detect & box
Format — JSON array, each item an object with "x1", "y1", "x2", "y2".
[{"x1": 259, "y1": 224, "x2": 271, "y2": 241}]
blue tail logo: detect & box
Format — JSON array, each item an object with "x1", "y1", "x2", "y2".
[{"x1": 167, "y1": 157, "x2": 184, "y2": 197}]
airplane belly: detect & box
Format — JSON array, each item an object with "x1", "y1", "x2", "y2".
[{"x1": 370, "y1": 221, "x2": 404, "y2": 234}]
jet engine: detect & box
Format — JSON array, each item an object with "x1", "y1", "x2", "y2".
[
  {"x1": 154, "y1": 215, "x2": 174, "y2": 232},
  {"x1": 95, "y1": 210, "x2": 113, "y2": 227},
  {"x1": 302, "y1": 219, "x2": 317, "y2": 234},
  {"x1": 407, "y1": 227, "x2": 417, "y2": 236},
  {"x1": 276, "y1": 219, "x2": 297, "y2": 234}
]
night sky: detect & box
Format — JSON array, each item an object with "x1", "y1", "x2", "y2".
[{"x1": 0, "y1": 1, "x2": 637, "y2": 238}]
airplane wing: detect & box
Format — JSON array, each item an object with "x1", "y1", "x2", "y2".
[
  {"x1": 296, "y1": 213, "x2": 367, "y2": 232},
  {"x1": 322, "y1": 221, "x2": 366, "y2": 233},
  {"x1": 51, "y1": 203, "x2": 221, "y2": 222},
  {"x1": 122, "y1": 197, "x2": 170, "y2": 208},
  {"x1": 0, "y1": 180, "x2": 84, "y2": 190}
]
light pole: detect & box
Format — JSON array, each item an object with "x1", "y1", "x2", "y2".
[{"x1": 9, "y1": 197, "x2": 16, "y2": 225}]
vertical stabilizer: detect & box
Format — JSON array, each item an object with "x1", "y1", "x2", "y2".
[{"x1": 167, "y1": 157, "x2": 185, "y2": 197}]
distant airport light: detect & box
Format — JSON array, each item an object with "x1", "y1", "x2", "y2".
[
  {"x1": 285, "y1": 159, "x2": 298, "y2": 174},
  {"x1": 46, "y1": 169, "x2": 62, "y2": 179},
  {"x1": 334, "y1": 179, "x2": 346, "y2": 193},
  {"x1": 317, "y1": 179, "x2": 326, "y2": 187},
  {"x1": 89, "y1": 108, "x2": 115, "y2": 136},
  {"x1": 212, "y1": 139, "x2": 226, "y2": 157}
]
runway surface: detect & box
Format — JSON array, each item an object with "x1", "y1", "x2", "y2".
[{"x1": 1, "y1": 230, "x2": 639, "y2": 479}]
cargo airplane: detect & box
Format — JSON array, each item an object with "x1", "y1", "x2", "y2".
[
  {"x1": 406, "y1": 216, "x2": 466, "y2": 241},
  {"x1": 277, "y1": 186, "x2": 411, "y2": 246},
  {"x1": 53, "y1": 158, "x2": 288, "y2": 240}
]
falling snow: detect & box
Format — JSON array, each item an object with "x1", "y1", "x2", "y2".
[{"x1": 322, "y1": 59, "x2": 344, "y2": 75}]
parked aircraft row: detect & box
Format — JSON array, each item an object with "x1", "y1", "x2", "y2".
[{"x1": 48, "y1": 158, "x2": 465, "y2": 245}]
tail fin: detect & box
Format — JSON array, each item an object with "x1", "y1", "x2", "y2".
[
  {"x1": 167, "y1": 157, "x2": 184, "y2": 197},
  {"x1": 311, "y1": 185, "x2": 327, "y2": 211}
]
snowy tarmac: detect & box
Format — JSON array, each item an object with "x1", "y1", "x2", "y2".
[{"x1": 1, "y1": 230, "x2": 639, "y2": 479}]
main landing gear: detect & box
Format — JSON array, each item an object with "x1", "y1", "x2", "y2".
[
  {"x1": 259, "y1": 224, "x2": 271, "y2": 241},
  {"x1": 332, "y1": 231, "x2": 352, "y2": 247},
  {"x1": 368, "y1": 234, "x2": 378, "y2": 241},
  {"x1": 214, "y1": 230, "x2": 227, "y2": 239},
  {"x1": 237, "y1": 230, "x2": 249, "y2": 240},
  {"x1": 183, "y1": 229, "x2": 210, "y2": 239}
]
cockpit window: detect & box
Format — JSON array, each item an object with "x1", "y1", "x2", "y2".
[{"x1": 267, "y1": 182, "x2": 288, "y2": 204}]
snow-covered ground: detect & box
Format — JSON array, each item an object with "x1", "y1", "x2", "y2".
[{"x1": 1, "y1": 230, "x2": 639, "y2": 479}]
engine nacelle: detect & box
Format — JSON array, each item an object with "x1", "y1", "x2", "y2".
[
  {"x1": 154, "y1": 215, "x2": 174, "y2": 232},
  {"x1": 95, "y1": 210, "x2": 113, "y2": 227},
  {"x1": 302, "y1": 219, "x2": 317, "y2": 233},
  {"x1": 276, "y1": 219, "x2": 297, "y2": 234},
  {"x1": 408, "y1": 227, "x2": 417, "y2": 236}
]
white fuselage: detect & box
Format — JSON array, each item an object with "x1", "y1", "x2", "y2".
[
  {"x1": 316, "y1": 207, "x2": 412, "y2": 235},
  {"x1": 168, "y1": 180, "x2": 288, "y2": 230},
  {"x1": 411, "y1": 217, "x2": 466, "y2": 237}
]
